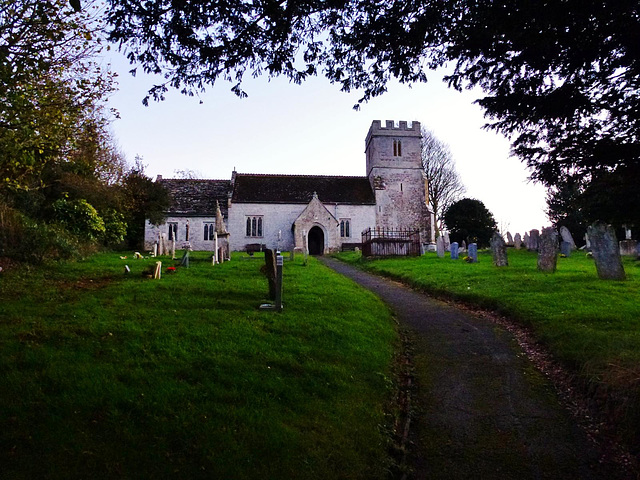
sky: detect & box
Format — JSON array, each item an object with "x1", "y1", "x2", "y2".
[{"x1": 102, "y1": 51, "x2": 549, "y2": 237}]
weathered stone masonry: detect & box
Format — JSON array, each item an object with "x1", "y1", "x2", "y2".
[{"x1": 145, "y1": 120, "x2": 433, "y2": 254}]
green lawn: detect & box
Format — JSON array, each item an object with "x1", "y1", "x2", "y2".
[
  {"x1": 0, "y1": 252, "x2": 397, "y2": 479},
  {"x1": 336, "y1": 248, "x2": 640, "y2": 446}
]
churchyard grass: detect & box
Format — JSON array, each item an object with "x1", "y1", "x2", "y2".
[
  {"x1": 336, "y1": 248, "x2": 640, "y2": 444},
  {"x1": 0, "y1": 252, "x2": 397, "y2": 479}
]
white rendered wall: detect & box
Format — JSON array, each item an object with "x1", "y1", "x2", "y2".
[
  {"x1": 227, "y1": 202, "x2": 376, "y2": 252},
  {"x1": 144, "y1": 216, "x2": 221, "y2": 251}
]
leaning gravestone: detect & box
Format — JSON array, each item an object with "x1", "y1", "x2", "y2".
[
  {"x1": 588, "y1": 223, "x2": 626, "y2": 280},
  {"x1": 443, "y1": 232, "x2": 451, "y2": 252},
  {"x1": 514, "y1": 233, "x2": 522, "y2": 250},
  {"x1": 468, "y1": 243, "x2": 478, "y2": 263},
  {"x1": 528, "y1": 229, "x2": 540, "y2": 251},
  {"x1": 559, "y1": 226, "x2": 576, "y2": 251},
  {"x1": 450, "y1": 242, "x2": 459, "y2": 260},
  {"x1": 461, "y1": 240, "x2": 467, "y2": 252},
  {"x1": 537, "y1": 227, "x2": 559, "y2": 273},
  {"x1": 523, "y1": 232, "x2": 530, "y2": 250},
  {"x1": 490, "y1": 233, "x2": 508, "y2": 267},
  {"x1": 506, "y1": 232, "x2": 514, "y2": 246},
  {"x1": 436, "y1": 236, "x2": 445, "y2": 258},
  {"x1": 262, "y1": 249, "x2": 278, "y2": 299}
]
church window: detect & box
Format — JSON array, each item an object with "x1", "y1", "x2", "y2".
[
  {"x1": 204, "y1": 223, "x2": 215, "y2": 241},
  {"x1": 167, "y1": 222, "x2": 178, "y2": 241},
  {"x1": 393, "y1": 139, "x2": 402, "y2": 157},
  {"x1": 246, "y1": 216, "x2": 263, "y2": 237},
  {"x1": 340, "y1": 219, "x2": 351, "y2": 238}
]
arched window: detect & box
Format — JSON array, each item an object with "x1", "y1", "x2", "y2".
[
  {"x1": 246, "y1": 217, "x2": 252, "y2": 237},
  {"x1": 398, "y1": 140, "x2": 402, "y2": 156},
  {"x1": 340, "y1": 219, "x2": 351, "y2": 238}
]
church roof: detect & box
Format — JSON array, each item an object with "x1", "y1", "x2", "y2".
[
  {"x1": 231, "y1": 174, "x2": 376, "y2": 205},
  {"x1": 159, "y1": 178, "x2": 231, "y2": 217}
]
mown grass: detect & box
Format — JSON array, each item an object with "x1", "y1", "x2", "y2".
[
  {"x1": 0, "y1": 252, "x2": 397, "y2": 479},
  {"x1": 336, "y1": 248, "x2": 640, "y2": 447}
]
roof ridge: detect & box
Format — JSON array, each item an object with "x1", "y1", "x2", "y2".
[{"x1": 236, "y1": 173, "x2": 367, "y2": 179}]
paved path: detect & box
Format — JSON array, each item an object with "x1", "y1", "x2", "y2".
[{"x1": 319, "y1": 257, "x2": 629, "y2": 480}]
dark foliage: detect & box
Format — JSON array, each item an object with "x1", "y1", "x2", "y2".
[
  {"x1": 105, "y1": 0, "x2": 639, "y2": 227},
  {"x1": 444, "y1": 198, "x2": 497, "y2": 248}
]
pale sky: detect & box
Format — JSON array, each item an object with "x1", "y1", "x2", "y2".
[{"x1": 103, "y1": 51, "x2": 549, "y2": 236}]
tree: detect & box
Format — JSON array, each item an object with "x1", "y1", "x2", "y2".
[
  {"x1": 0, "y1": 0, "x2": 115, "y2": 193},
  {"x1": 104, "y1": 0, "x2": 639, "y2": 226},
  {"x1": 421, "y1": 128, "x2": 465, "y2": 238},
  {"x1": 122, "y1": 157, "x2": 170, "y2": 249},
  {"x1": 443, "y1": 198, "x2": 497, "y2": 248}
]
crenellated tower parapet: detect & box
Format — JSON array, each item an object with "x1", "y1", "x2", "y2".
[{"x1": 364, "y1": 120, "x2": 431, "y2": 239}]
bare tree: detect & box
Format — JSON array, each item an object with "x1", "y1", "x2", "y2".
[{"x1": 421, "y1": 128, "x2": 466, "y2": 237}]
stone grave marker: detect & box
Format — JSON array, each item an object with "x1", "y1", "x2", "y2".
[
  {"x1": 588, "y1": 223, "x2": 626, "y2": 280},
  {"x1": 436, "y1": 236, "x2": 445, "y2": 258},
  {"x1": 537, "y1": 228, "x2": 558, "y2": 273},
  {"x1": 619, "y1": 239, "x2": 638, "y2": 256},
  {"x1": 559, "y1": 226, "x2": 576, "y2": 250},
  {"x1": 468, "y1": 243, "x2": 478, "y2": 263},
  {"x1": 514, "y1": 233, "x2": 522, "y2": 250},
  {"x1": 528, "y1": 229, "x2": 540, "y2": 251},
  {"x1": 490, "y1": 233, "x2": 508, "y2": 267},
  {"x1": 443, "y1": 232, "x2": 451, "y2": 251},
  {"x1": 560, "y1": 241, "x2": 571, "y2": 257},
  {"x1": 450, "y1": 242, "x2": 459, "y2": 260},
  {"x1": 506, "y1": 232, "x2": 514, "y2": 246},
  {"x1": 523, "y1": 232, "x2": 530, "y2": 249},
  {"x1": 461, "y1": 240, "x2": 467, "y2": 252}
]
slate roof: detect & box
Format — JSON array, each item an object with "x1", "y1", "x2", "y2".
[
  {"x1": 231, "y1": 174, "x2": 376, "y2": 205},
  {"x1": 159, "y1": 179, "x2": 231, "y2": 217}
]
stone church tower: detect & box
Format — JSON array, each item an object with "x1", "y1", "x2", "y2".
[{"x1": 366, "y1": 120, "x2": 431, "y2": 238}]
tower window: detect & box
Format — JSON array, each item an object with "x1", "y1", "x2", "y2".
[{"x1": 393, "y1": 139, "x2": 402, "y2": 157}]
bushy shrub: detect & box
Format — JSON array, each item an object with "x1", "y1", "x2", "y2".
[
  {"x1": 52, "y1": 198, "x2": 106, "y2": 239},
  {"x1": 101, "y1": 208, "x2": 127, "y2": 246}
]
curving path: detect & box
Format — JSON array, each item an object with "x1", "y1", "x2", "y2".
[{"x1": 319, "y1": 257, "x2": 630, "y2": 480}]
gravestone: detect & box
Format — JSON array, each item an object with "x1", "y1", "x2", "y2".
[
  {"x1": 443, "y1": 232, "x2": 451, "y2": 252},
  {"x1": 584, "y1": 233, "x2": 591, "y2": 250},
  {"x1": 560, "y1": 241, "x2": 571, "y2": 257},
  {"x1": 523, "y1": 232, "x2": 530, "y2": 250},
  {"x1": 514, "y1": 233, "x2": 522, "y2": 250},
  {"x1": 263, "y1": 249, "x2": 278, "y2": 299},
  {"x1": 587, "y1": 223, "x2": 626, "y2": 280},
  {"x1": 559, "y1": 226, "x2": 576, "y2": 251},
  {"x1": 450, "y1": 242, "x2": 459, "y2": 260},
  {"x1": 436, "y1": 236, "x2": 445, "y2": 258},
  {"x1": 461, "y1": 240, "x2": 467, "y2": 252},
  {"x1": 528, "y1": 229, "x2": 540, "y2": 251},
  {"x1": 468, "y1": 243, "x2": 478, "y2": 263},
  {"x1": 537, "y1": 228, "x2": 558, "y2": 273},
  {"x1": 619, "y1": 239, "x2": 638, "y2": 256},
  {"x1": 490, "y1": 233, "x2": 508, "y2": 267},
  {"x1": 506, "y1": 232, "x2": 514, "y2": 246}
]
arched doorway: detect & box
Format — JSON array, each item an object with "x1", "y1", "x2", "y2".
[{"x1": 308, "y1": 226, "x2": 325, "y2": 255}]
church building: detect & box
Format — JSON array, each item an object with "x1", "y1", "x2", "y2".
[{"x1": 144, "y1": 120, "x2": 433, "y2": 254}]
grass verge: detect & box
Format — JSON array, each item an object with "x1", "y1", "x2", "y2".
[
  {"x1": 335, "y1": 248, "x2": 640, "y2": 450},
  {"x1": 0, "y1": 252, "x2": 397, "y2": 479}
]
